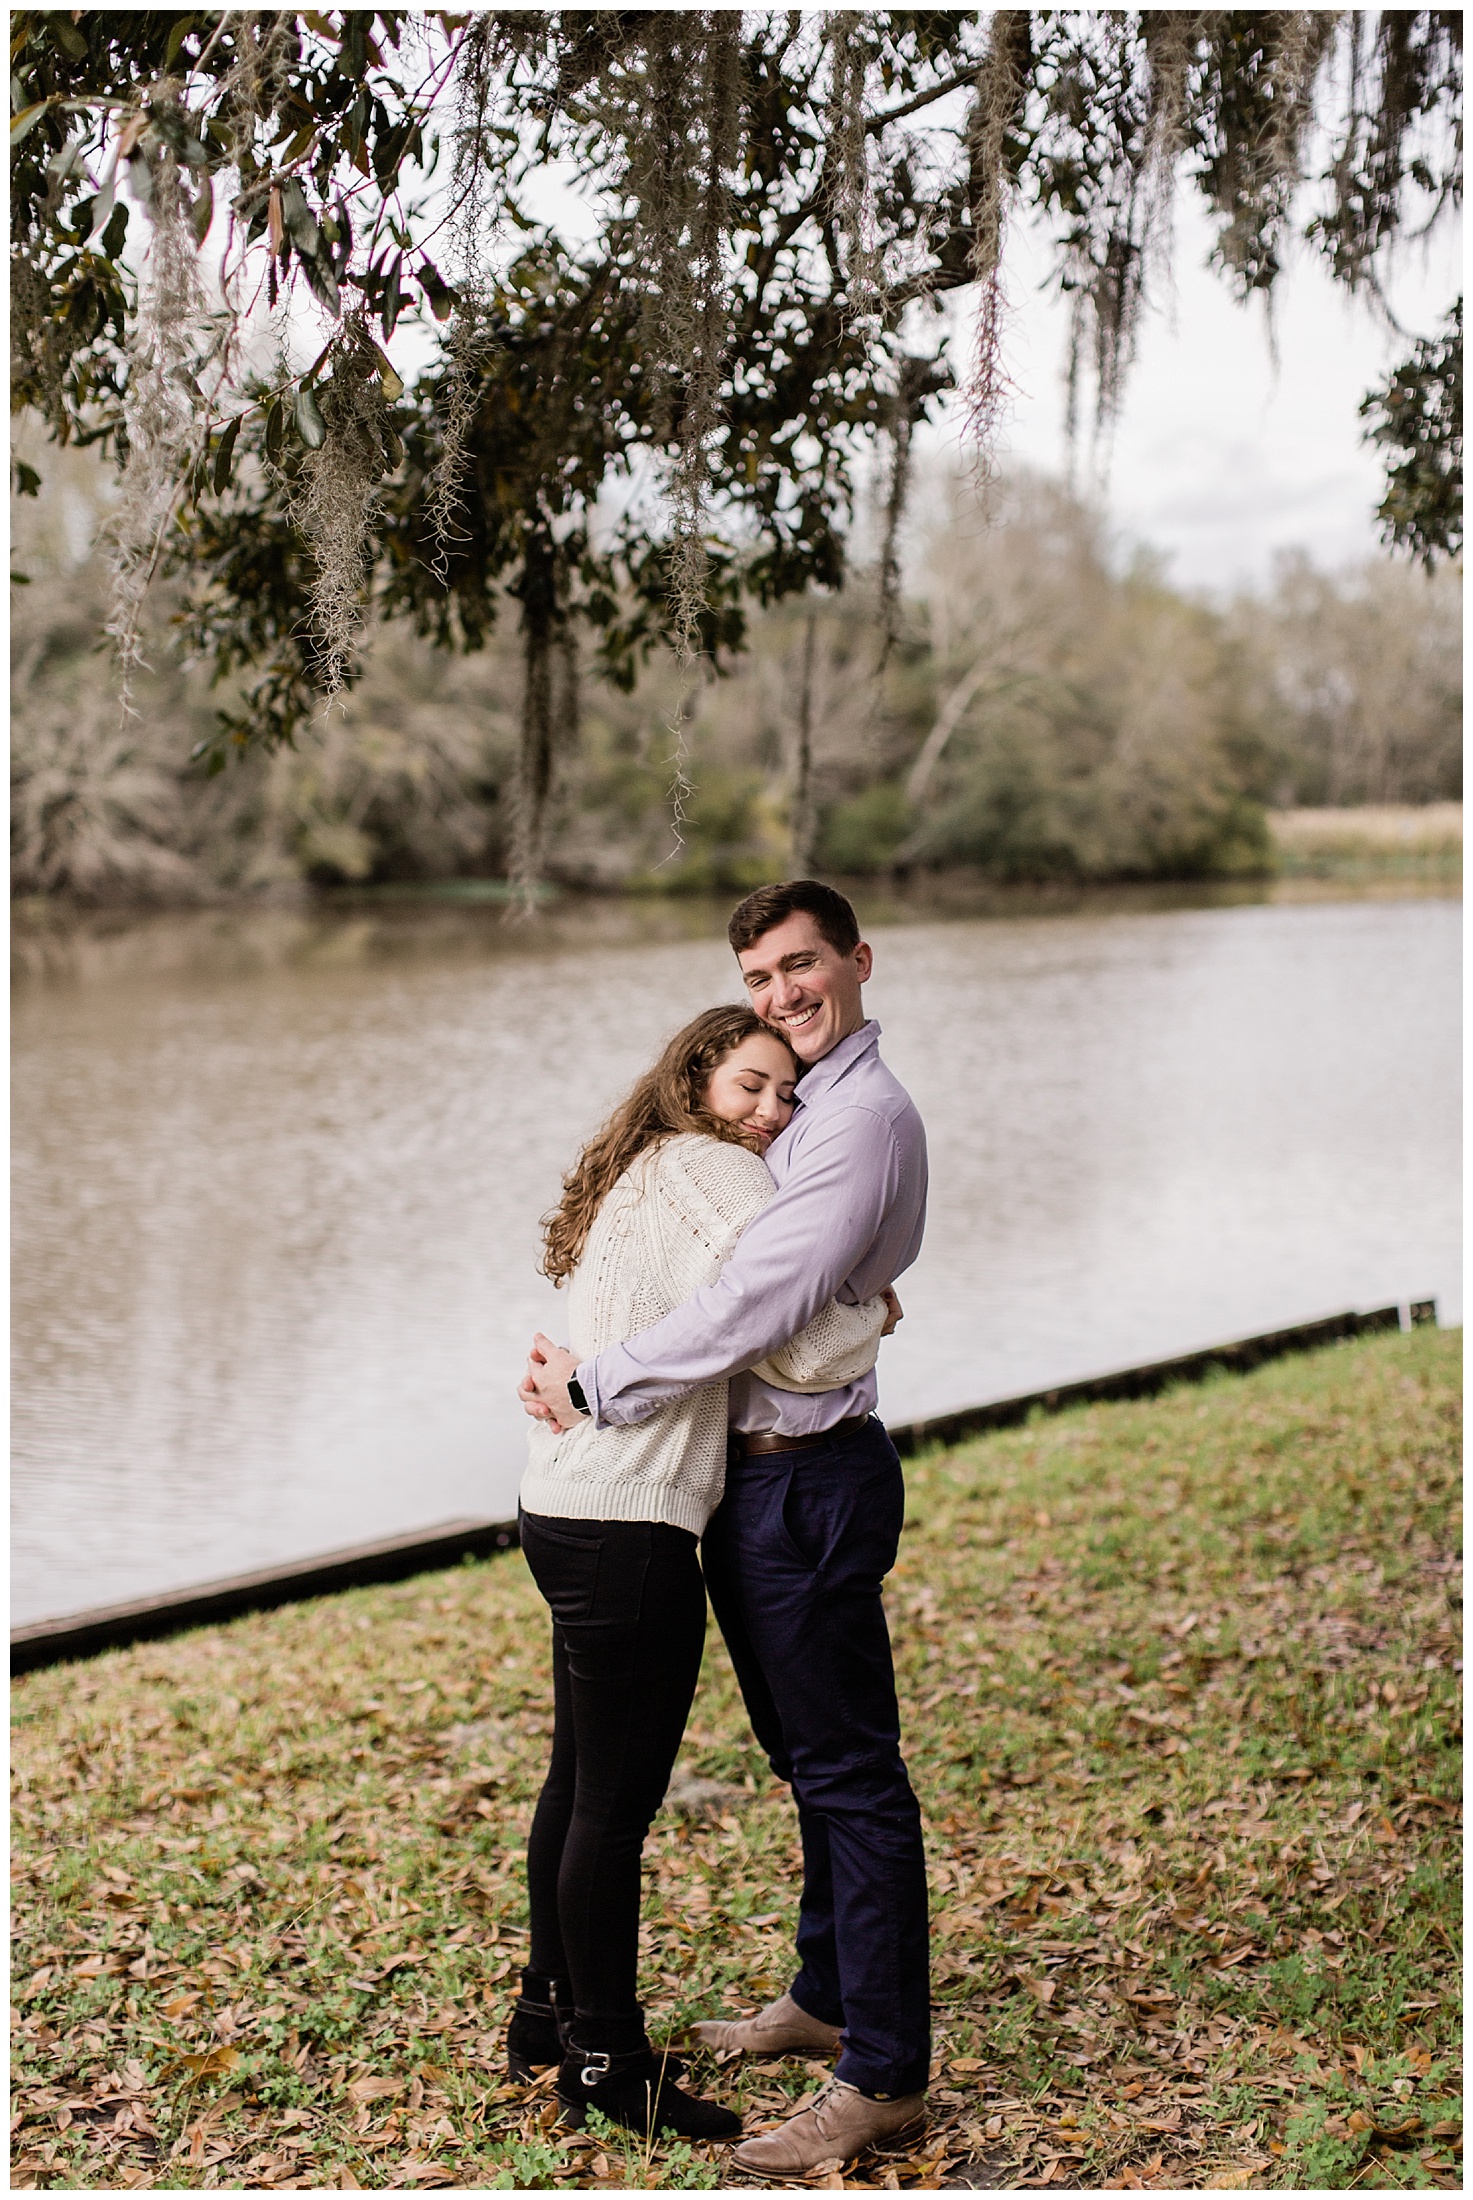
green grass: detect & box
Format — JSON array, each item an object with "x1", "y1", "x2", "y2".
[{"x1": 11, "y1": 1327, "x2": 1461, "y2": 2190}]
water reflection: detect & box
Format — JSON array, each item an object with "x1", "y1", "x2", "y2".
[{"x1": 12, "y1": 886, "x2": 1459, "y2": 1623}]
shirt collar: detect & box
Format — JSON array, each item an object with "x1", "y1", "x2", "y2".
[{"x1": 792, "y1": 1018, "x2": 881, "y2": 1107}]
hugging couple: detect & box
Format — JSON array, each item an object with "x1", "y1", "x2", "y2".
[{"x1": 511, "y1": 879, "x2": 930, "y2": 2178}]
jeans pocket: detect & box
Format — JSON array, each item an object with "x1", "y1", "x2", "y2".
[
  {"x1": 778, "y1": 1448, "x2": 904, "y2": 1579},
  {"x1": 778, "y1": 1463, "x2": 826, "y2": 1571},
  {"x1": 521, "y1": 1514, "x2": 603, "y2": 1625}
]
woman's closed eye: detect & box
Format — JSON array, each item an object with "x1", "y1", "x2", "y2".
[{"x1": 702, "y1": 1030, "x2": 801, "y2": 1138}]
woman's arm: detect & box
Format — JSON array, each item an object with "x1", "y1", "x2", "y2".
[{"x1": 751, "y1": 1291, "x2": 891, "y2": 1394}]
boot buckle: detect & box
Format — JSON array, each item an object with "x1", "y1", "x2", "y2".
[{"x1": 581, "y1": 2051, "x2": 611, "y2": 2087}]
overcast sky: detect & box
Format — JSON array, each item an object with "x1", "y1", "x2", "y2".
[{"x1": 921, "y1": 199, "x2": 1462, "y2": 594}]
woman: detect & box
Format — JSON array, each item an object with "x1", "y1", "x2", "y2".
[{"x1": 506, "y1": 1004, "x2": 891, "y2": 2141}]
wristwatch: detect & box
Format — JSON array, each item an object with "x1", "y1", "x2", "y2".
[{"x1": 566, "y1": 1375, "x2": 592, "y2": 1417}]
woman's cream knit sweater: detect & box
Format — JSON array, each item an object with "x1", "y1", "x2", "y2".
[{"x1": 519, "y1": 1132, "x2": 888, "y2": 1535}]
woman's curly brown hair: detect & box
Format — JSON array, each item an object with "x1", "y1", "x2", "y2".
[{"x1": 541, "y1": 1004, "x2": 796, "y2": 1284}]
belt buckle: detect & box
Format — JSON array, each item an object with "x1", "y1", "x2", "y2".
[{"x1": 581, "y1": 2050, "x2": 611, "y2": 2086}]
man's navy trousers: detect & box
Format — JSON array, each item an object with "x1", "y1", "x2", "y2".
[{"x1": 702, "y1": 1415, "x2": 931, "y2": 2100}]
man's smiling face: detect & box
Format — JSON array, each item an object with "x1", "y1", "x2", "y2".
[{"x1": 736, "y1": 910, "x2": 873, "y2": 1065}]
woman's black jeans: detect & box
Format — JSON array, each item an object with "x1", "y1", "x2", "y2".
[{"x1": 521, "y1": 1511, "x2": 707, "y2": 2039}]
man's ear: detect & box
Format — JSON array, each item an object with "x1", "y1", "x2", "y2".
[{"x1": 854, "y1": 941, "x2": 873, "y2": 983}]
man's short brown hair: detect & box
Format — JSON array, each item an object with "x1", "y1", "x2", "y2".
[{"x1": 727, "y1": 880, "x2": 862, "y2": 957}]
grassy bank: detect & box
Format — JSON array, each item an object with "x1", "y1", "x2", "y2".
[
  {"x1": 12, "y1": 1329, "x2": 1461, "y2": 2191},
  {"x1": 1267, "y1": 807, "x2": 1462, "y2": 884}
]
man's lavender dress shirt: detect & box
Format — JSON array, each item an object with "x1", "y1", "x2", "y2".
[{"x1": 578, "y1": 1019, "x2": 927, "y2": 1437}]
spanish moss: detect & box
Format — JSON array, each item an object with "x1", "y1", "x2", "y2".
[
  {"x1": 1140, "y1": 10, "x2": 1201, "y2": 285},
  {"x1": 826, "y1": 14, "x2": 883, "y2": 326},
  {"x1": 964, "y1": 11, "x2": 1029, "y2": 456},
  {"x1": 105, "y1": 130, "x2": 211, "y2": 718},
  {"x1": 424, "y1": 15, "x2": 501, "y2": 579},
  {"x1": 291, "y1": 322, "x2": 392, "y2": 701},
  {"x1": 218, "y1": 9, "x2": 294, "y2": 178},
  {"x1": 614, "y1": 12, "x2": 744, "y2": 660},
  {"x1": 1206, "y1": 10, "x2": 1340, "y2": 296}
]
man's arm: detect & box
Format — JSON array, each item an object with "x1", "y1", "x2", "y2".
[{"x1": 578, "y1": 1105, "x2": 902, "y2": 1427}]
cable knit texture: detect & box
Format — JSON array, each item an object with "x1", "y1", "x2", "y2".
[{"x1": 520, "y1": 1133, "x2": 887, "y2": 1534}]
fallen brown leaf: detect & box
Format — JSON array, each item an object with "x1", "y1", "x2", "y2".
[
  {"x1": 174, "y1": 2046, "x2": 237, "y2": 2079},
  {"x1": 347, "y1": 2076, "x2": 401, "y2": 2104}
]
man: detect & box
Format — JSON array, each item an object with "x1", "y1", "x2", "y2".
[{"x1": 521, "y1": 880, "x2": 930, "y2": 2176}]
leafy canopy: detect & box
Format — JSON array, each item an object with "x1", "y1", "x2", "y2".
[{"x1": 9, "y1": 11, "x2": 1463, "y2": 878}]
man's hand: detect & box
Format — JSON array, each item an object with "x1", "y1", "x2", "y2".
[
  {"x1": 880, "y1": 1287, "x2": 904, "y2": 1337},
  {"x1": 519, "y1": 1333, "x2": 584, "y2": 1432}
]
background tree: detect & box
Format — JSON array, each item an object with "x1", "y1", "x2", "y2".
[
  {"x1": 14, "y1": 445, "x2": 1459, "y2": 903},
  {"x1": 10, "y1": 10, "x2": 1463, "y2": 888}
]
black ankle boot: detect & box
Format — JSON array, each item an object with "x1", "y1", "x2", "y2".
[
  {"x1": 557, "y1": 2042, "x2": 741, "y2": 2142},
  {"x1": 505, "y1": 1969, "x2": 574, "y2": 2081}
]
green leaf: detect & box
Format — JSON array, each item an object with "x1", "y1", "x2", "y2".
[
  {"x1": 45, "y1": 136, "x2": 84, "y2": 185},
  {"x1": 330, "y1": 195, "x2": 354, "y2": 276},
  {"x1": 297, "y1": 248, "x2": 341, "y2": 316},
  {"x1": 52, "y1": 18, "x2": 87, "y2": 61},
  {"x1": 294, "y1": 384, "x2": 327, "y2": 450},
  {"x1": 369, "y1": 339, "x2": 403, "y2": 401},
  {"x1": 86, "y1": 169, "x2": 116, "y2": 243},
  {"x1": 189, "y1": 170, "x2": 214, "y2": 246},
  {"x1": 418, "y1": 258, "x2": 456, "y2": 321},
  {"x1": 264, "y1": 397, "x2": 285, "y2": 464},
  {"x1": 279, "y1": 176, "x2": 322, "y2": 259},
  {"x1": 145, "y1": 103, "x2": 210, "y2": 168},
  {"x1": 382, "y1": 251, "x2": 403, "y2": 340},
  {"x1": 9, "y1": 99, "x2": 51, "y2": 150},
  {"x1": 212, "y1": 414, "x2": 241, "y2": 495}
]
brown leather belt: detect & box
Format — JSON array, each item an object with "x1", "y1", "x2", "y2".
[{"x1": 731, "y1": 1414, "x2": 874, "y2": 1457}]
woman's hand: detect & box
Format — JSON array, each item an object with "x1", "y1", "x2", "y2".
[
  {"x1": 880, "y1": 1287, "x2": 904, "y2": 1337},
  {"x1": 520, "y1": 1334, "x2": 585, "y2": 1432}
]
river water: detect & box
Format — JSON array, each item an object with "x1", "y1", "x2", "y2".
[{"x1": 12, "y1": 884, "x2": 1460, "y2": 1626}]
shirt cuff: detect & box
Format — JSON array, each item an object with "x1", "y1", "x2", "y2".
[{"x1": 575, "y1": 1357, "x2": 605, "y2": 1429}]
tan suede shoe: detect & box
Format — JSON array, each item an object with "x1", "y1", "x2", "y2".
[
  {"x1": 730, "y1": 2077, "x2": 927, "y2": 2176},
  {"x1": 690, "y1": 1989, "x2": 843, "y2": 2060}
]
